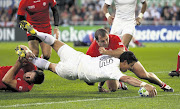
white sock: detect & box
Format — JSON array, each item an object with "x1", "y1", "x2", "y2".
[
  {"x1": 36, "y1": 31, "x2": 55, "y2": 45},
  {"x1": 31, "y1": 57, "x2": 51, "y2": 70}
]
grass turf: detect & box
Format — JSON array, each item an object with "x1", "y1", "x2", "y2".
[{"x1": 0, "y1": 42, "x2": 180, "y2": 109}]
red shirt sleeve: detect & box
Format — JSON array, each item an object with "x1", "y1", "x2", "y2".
[
  {"x1": 17, "y1": 0, "x2": 27, "y2": 16},
  {"x1": 86, "y1": 41, "x2": 101, "y2": 57},
  {"x1": 49, "y1": 0, "x2": 57, "y2": 7},
  {"x1": 109, "y1": 34, "x2": 124, "y2": 49}
]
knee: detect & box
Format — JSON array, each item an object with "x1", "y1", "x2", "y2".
[
  {"x1": 109, "y1": 88, "x2": 117, "y2": 92},
  {"x1": 32, "y1": 50, "x2": 39, "y2": 57}
]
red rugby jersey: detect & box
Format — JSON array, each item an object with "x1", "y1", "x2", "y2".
[
  {"x1": 17, "y1": 0, "x2": 57, "y2": 27},
  {"x1": 0, "y1": 66, "x2": 36, "y2": 92},
  {"x1": 86, "y1": 34, "x2": 126, "y2": 57}
]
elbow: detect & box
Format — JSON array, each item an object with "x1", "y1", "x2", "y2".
[{"x1": 2, "y1": 77, "x2": 10, "y2": 85}]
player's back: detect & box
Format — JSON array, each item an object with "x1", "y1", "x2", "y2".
[{"x1": 77, "y1": 55, "x2": 122, "y2": 82}]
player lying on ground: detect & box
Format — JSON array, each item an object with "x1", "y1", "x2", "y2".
[
  {"x1": 87, "y1": 29, "x2": 174, "y2": 92},
  {"x1": 18, "y1": 20, "x2": 157, "y2": 97},
  {"x1": 0, "y1": 46, "x2": 44, "y2": 92}
]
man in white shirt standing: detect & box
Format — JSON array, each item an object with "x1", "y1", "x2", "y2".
[{"x1": 103, "y1": 0, "x2": 147, "y2": 48}]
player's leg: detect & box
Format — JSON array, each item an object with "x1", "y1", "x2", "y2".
[
  {"x1": 106, "y1": 80, "x2": 128, "y2": 92},
  {"x1": 169, "y1": 51, "x2": 180, "y2": 77},
  {"x1": 121, "y1": 34, "x2": 133, "y2": 48},
  {"x1": 131, "y1": 61, "x2": 174, "y2": 92},
  {"x1": 19, "y1": 20, "x2": 65, "y2": 53},
  {"x1": 106, "y1": 80, "x2": 119, "y2": 92},
  {"x1": 27, "y1": 36, "x2": 40, "y2": 57},
  {"x1": 40, "y1": 42, "x2": 52, "y2": 60},
  {"x1": 34, "y1": 31, "x2": 65, "y2": 53}
]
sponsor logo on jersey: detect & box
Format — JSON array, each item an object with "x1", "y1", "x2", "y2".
[
  {"x1": 34, "y1": 0, "x2": 41, "y2": 3},
  {"x1": 19, "y1": 86, "x2": 23, "y2": 91},
  {"x1": 28, "y1": 5, "x2": 35, "y2": 9},
  {"x1": 17, "y1": 78, "x2": 21, "y2": 81},
  {"x1": 99, "y1": 56, "x2": 113, "y2": 68},
  {"x1": 43, "y1": 2, "x2": 46, "y2": 6}
]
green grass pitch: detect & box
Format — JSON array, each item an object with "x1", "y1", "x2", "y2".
[{"x1": 0, "y1": 42, "x2": 180, "y2": 109}]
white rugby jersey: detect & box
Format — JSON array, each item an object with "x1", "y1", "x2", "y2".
[
  {"x1": 105, "y1": 0, "x2": 145, "y2": 20},
  {"x1": 55, "y1": 45, "x2": 125, "y2": 82},
  {"x1": 77, "y1": 55, "x2": 125, "y2": 82}
]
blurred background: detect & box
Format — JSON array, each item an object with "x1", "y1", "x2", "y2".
[{"x1": 0, "y1": 0, "x2": 180, "y2": 42}]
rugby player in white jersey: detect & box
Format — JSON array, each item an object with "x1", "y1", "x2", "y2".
[
  {"x1": 18, "y1": 20, "x2": 157, "y2": 97},
  {"x1": 103, "y1": 0, "x2": 147, "y2": 48}
]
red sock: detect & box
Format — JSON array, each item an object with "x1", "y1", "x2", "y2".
[
  {"x1": 161, "y1": 82, "x2": 166, "y2": 88},
  {"x1": 134, "y1": 40, "x2": 142, "y2": 46},
  {"x1": 176, "y1": 51, "x2": 180, "y2": 74}
]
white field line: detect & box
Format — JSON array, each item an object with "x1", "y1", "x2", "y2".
[{"x1": 0, "y1": 94, "x2": 180, "y2": 108}]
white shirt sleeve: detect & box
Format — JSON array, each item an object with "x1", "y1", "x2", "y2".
[
  {"x1": 105, "y1": 0, "x2": 113, "y2": 5},
  {"x1": 140, "y1": 0, "x2": 146, "y2": 3}
]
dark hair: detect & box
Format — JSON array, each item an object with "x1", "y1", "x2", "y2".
[
  {"x1": 95, "y1": 28, "x2": 109, "y2": 41},
  {"x1": 33, "y1": 70, "x2": 45, "y2": 84},
  {"x1": 119, "y1": 51, "x2": 138, "y2": 64}
]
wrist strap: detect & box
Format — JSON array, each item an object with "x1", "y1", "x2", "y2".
[
  {"x1": 105, "y1": 13, "x2": 111, "y2": 19},
  {"x1": 54, "y1": 26, "x2": 58, "y2": 29},
  {"x1": 138, "y1": 13, "x2": 144, "y2": 19}
]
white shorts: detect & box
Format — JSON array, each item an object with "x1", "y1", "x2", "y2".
[
  {"x1": 110, "y1": 18, "x2": 135, "y2": 38},
  {"x1": 55, "y1": 44, "x2": 83, "y2": 80}
]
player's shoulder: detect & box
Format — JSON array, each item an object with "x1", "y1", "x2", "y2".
[
  {"x1": 109, "y1": 34, "x2": 120, "y2": 39},
  {"x1": 109, "y1": 34, "x2": 121, "y2": 42},
  {"x1": 0, "y1": 66, "x2": 12, "y2": 70}
]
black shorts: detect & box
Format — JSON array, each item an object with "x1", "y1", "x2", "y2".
[{"x1": 28, "y1": 35, "x2": 42, "y2": 43}]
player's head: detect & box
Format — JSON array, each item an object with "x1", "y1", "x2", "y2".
[
  {"x1": 23, "y1": 70, "x2": 44, "y2": 84},
  {"x1": 119, "y1": 51, "x2": 138, "y2": 72},
  {"x1": 95, "y1": 28, "x2": 109, "y2": 48}
]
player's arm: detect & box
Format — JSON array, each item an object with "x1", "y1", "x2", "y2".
[
  {"x1": 140, "y1": 0, "x2": 147, "y2": 14},
  {"x1": 103, "y1": 3, "x2": 114, "y2": 25},
  {"x1": 136, "y1": 0, "x2": 147, "y2": 25},
  {"x1": 17, "y1": 0, "x2": 27, "y2": 26},
  {"x1": 2, "y1": 59, "x2": 23, "y2": 89},
  {"x1": 99, "y1": 47, "x2": 126, "y2": 58},
  {"x1": 120, "y1": 75, "x2": 157, "y2": 97},
  {"x1": 17, "y1": 15, "x2": 26, "y2": 25},
  {"x1": 51, "y1": 5, "x2": 60, "y2": 39}
]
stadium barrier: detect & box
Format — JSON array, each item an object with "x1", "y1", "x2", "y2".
[
  {"x1": 135, "y1": 25, "x2": 180, "y2": 42},
  {"x1": 0, "y1": 27, "x2": 27, "y2": 42},
  {"x1": 0, "y1": 26, "x2": 180, "y2": 42}
]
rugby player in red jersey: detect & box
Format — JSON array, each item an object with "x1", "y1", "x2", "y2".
[
  {"x1": 17, "y1": 0, "x2": 59, "y2": 61},
  {"x1": 0, "y1": 46, "x2": 44, "y2": 92},
  {"x1": 86, "y1": 28, "x2": 174, "y2": 92}
]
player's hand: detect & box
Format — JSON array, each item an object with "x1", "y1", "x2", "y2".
[
  {"x1": 144, "y1": 84, "x2": 157, "y2": 97},
  {"x1": 54, "y1": 27, "x2": 60, "y2": 39},
  {"x1": 135, "y1": 17, "x2": 142, "y2": 25},
  {"x1": 107, "y1": 16, "x2": 114, "y2": 25},
  {"x1": 99, "y1": 47, "x2": 106, "y2": 54},
  {"x1": 25, "y1": 52, "x2": 36, "y2": 61}
]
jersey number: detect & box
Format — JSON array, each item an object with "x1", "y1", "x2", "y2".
[{"x1": 99, "y1": 56, "x2": 113, "y2": 68}]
